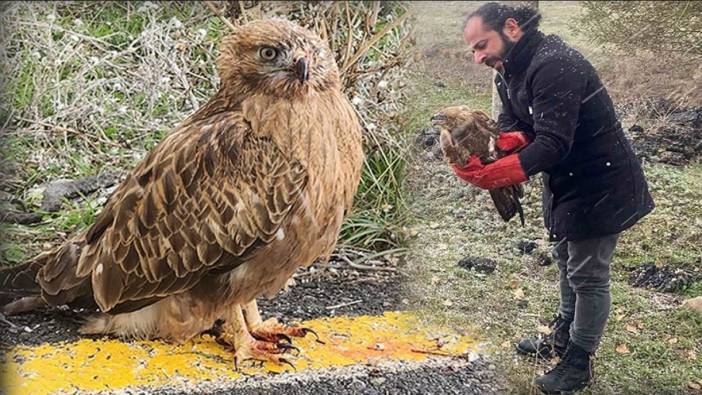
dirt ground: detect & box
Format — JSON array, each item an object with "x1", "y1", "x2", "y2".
[{"x1": 401, "y1": 2, "x2": 701, "y2": 394}]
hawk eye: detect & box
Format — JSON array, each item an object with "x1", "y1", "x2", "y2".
[{"x1": 259, "y1": 46, "x2": 278, "y2": 61}]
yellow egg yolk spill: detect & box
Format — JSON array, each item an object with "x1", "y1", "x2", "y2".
[{"x1": 2, "y1": 311, "x2": 479, "y2": 395}]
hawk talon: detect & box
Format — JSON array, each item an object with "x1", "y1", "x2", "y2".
[
  {"x1": 279, "y1": 357, "x2": 296, "y2": 371},
  {"x1": 253, "y1": 331, "x2": 292, "y2": 344},
  {"x1": 277, "y1": 342, "x2": 301, "y2": 356},
  {"x1": 300, "y1": 327, "x2": 325, "y2": 344},
  {"x1": 200, "y1": 319, "x2": 226, "y2": 338}
]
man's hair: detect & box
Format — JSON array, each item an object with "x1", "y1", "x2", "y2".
[{"x1": 464, "y1": 2, "x2": 542, "y2": 34}]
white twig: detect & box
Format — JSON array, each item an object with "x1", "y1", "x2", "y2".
[
  {"x1": 337, "y1": 254, "x2": 397, "y2": 272},
  {"x1": 325, "y1": 300, "x2": 363, "y2": 310}
]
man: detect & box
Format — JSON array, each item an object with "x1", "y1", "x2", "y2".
[{"x1": 454, "y1": 2, "x2": 655, "y2": 394}]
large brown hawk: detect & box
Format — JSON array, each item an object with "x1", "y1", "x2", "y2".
[{"x1": 1, "y1": 18, "x2": 364, "y2": 368}]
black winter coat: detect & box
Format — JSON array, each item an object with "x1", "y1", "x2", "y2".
[{"x1": 495, "y1": 31, "x2": 655, "y2": 241}]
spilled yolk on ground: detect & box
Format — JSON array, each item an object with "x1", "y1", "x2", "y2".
[{"x1": 1, "y1": 311, "x2": 479, "y2": 395}]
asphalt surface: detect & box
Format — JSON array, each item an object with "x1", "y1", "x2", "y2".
[
  {"x1": 1, "y1": 263, "x2": 505, "y2": 394},
  {"x1": 148, "y1": 357, "x2": 504, "y2": 395}
]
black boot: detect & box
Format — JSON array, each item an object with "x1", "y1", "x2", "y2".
[
  {"x1": 516, "y1": 314, "x2": 571, "y2": 359},
  {"x1": 534, "y1": 341, "x2": 593, "y2": 394}
]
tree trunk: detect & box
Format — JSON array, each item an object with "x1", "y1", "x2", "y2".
[{"x1": 491, "y1": 1, "x2": 539, "y2": 120}]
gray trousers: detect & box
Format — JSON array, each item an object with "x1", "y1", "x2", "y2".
[{"x1": 553, "y1": 233, "x2": 620, "y2": 353}]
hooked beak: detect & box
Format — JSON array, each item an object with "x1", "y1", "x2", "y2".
[
  {"x1": 430, "y1": 113, "x2": 448, "y2": 126},
  {"x1": 293, "y1": 57, "x2": 309, "y2": 84}
]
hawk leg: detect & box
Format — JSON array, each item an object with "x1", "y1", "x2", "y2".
[
  {"x1": 210, "y1": 304, "x2": 298, "y2": 370},
  {"x1": 244, "y1": 299, "x2": 323, "y2": 344}
]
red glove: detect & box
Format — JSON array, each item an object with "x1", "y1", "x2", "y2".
[
  {"x1": 496, "y1": 131, "x2": 530, "y2": 153},
  {"x1": 452, "y1": 154, "x2": 528, "y2": 190}
]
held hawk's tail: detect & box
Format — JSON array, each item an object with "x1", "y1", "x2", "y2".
[{"x1": 489, "y1": 183, "x2": 525, "y2": 226}]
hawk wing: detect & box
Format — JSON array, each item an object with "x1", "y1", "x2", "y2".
[{"x1": 38, "y1": 114, "x2": 308, "y2": 313}]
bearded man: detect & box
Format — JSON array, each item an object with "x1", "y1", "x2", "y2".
[{"x1": 456, "y1": 3, "x2": 655, "y2": 393}]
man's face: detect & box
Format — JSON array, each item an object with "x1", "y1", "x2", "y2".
[{"x1": 463, "y1": 16, "x2": 516, "y2": 70}]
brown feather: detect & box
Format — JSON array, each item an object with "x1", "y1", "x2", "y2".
[{"x1": 2, "y1": 19, "x2": 364, "y2": 344}]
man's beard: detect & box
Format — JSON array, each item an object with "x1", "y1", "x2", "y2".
[{"x1": 484, "y1": 32, "x2": 516, "y2": 69}]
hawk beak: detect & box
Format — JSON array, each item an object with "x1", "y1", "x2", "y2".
[
  {"x1": 430, "y1": 113, "x2": 447, "y2": 126},
  {"x1": 293, "y1": 57, "x2": 309, "y2": 84}
]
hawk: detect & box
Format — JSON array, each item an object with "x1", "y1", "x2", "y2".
[
  {"x1": 431, "y1": 105, "x2": 524, "y2": 225},
  {"x1": 1, "y1": 18, "x2": 364, "y2": 368}
]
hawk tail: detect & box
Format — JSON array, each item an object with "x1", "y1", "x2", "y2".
[
  {"x1": 0, "y1": 257, "x2": 46, "y2": 311},
  {"x1": 489, "y1": 184, "x2": 525, "y2": 226},
  {"x1": 1, "y1": 240, "x2": 92, "y2": 315}
]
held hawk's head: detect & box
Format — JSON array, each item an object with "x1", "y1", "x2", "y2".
[
  {"x1": 217, "y1": 18, "x2": 340, "y2": 97},
  {"x1": 431, "y1": 105, "x2": 499, "y2": 165},
  {"x1": 430, "y1": 105, "x2": 491, "y2": 132}
]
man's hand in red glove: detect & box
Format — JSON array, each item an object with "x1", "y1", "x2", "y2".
[
  {"x1": 452, "y1": 154, "x2": 528, "y2": 190},
  {"x1": 496, "y1": 131, "x2": 530, "y2": 154}
]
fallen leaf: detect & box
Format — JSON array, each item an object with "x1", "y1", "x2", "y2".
[
  {"x1": 686, "y1": 350, "x2": 697, "y2": 360},
  {"x1": 615, "y1": 344, "x2": 630, "y2": 354},
  {"x1": 668, "y1": 337, "x2": 678, "y2": 344},
  {"x1": 508, "y1": 278, "x2": 520, "y2": 289},
  {"x1": 688, "y1": 381, "x2": 701, "y2": 390},
  {"x1": 625, "y1": 324, "x2": 638, "y2": 334},
  {"x1": 430, "y1": 276, "x2": 440, "y2": 285},
  {"x1": 682, "y1": 296, "x2": 702, "y2": 314},
  {"x1": 500, "y1": 340, "x2": 511, "y2": 349},
  {"x1": 443, "y1": 300, "x2": 453, "y2": 307},
  {"x1": 513, "y1": 288, "x2": 525, "y2": 299}
]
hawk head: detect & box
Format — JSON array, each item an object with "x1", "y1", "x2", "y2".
[
  {"x1": 217, "y1": 18, "x2": 340, "y2": 97},
  {"x1": 431, "y1": 105, "x2": 478, "y2": 131},
  {"x1": 431, "y1": 105, "x2": 498, "y2": 164}
]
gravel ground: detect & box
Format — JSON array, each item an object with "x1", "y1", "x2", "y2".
[{"x1": 129, "y1": 356, "x2": 505, "y2": 395}]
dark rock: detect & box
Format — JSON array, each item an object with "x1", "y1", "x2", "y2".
[
  {"x1": 644, "y1": 97, "x2": 674, "y2": 116},
  {"x1": 415, "y1": 127, "x2": 440, "y2": 149},
  {"x1": 629, "y1": 124, "x2": 644, "y2": 133},
  {"x1": 628, "y1": 107, "x2": 702, "y2": 166},
  {"x1": 628, "y1": 263, "x2": 701, "y2": 294},
  {"x1": 534, "y1": 250, "x2": 553, "y2": 267},
  {"x1": 457, "y1": 256, "x2": 497, "y2": 274},
  {"x1": 40, "y1": 171, "x2": 121, "y2": 212},
  {"x1": 667, "y1": 109, "x2": 702, "y2": 128},
  {"x1": 516, "y1": 240, "x2": 538, "y2": 254},
  {"x1": 0, "y1": 210, "x2": 43, "y2": 224}
]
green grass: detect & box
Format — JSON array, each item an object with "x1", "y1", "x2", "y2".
[
  {"x1": 616, "y1": 163, "x2": 702, "y2": 272},
  {"x1": 340, "y1": 134, "x2": 411, "y2": 256}
]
